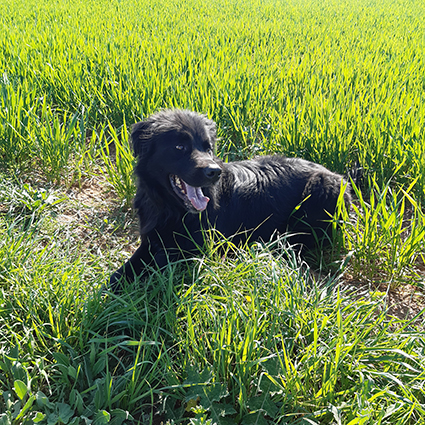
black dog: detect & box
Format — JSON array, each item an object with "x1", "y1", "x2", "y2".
[{"x1": 109, "y1": 109, "x2": 351, "y2": 290}]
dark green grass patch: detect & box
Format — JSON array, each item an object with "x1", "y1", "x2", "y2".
[{"x1": 1, "y1": 225, "x2": 424, "y2": 424}]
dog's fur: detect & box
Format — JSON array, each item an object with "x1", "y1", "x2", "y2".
[{"x1": 109, "y1": 109, "x2": 351, "y2": 290}]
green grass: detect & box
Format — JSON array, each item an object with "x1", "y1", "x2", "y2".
[
  {"x1": 2, "y1": 0, "x2": 425, "y2": 193},
  {"x1": 0, "y1": 0, "x2": 425, "y2": 423}
]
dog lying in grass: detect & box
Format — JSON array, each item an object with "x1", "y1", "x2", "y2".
[{"x1": 109, "y1": 109, "x2": 351, "y2": 291}]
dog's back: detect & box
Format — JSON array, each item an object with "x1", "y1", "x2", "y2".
[{"x1": 205, "y1": 155, "x2": 350, "y2": 246}]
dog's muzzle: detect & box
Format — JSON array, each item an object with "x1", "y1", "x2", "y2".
[{"x1": 203, "y1": 164, "x2": 221, "y2": 182}]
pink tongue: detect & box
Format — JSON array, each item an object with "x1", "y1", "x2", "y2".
[{"x1": 185, "y1": 184, "x2": 210, "y2": 211}]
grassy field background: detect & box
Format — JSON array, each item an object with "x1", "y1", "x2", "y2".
[{"x1": 1, "y1": 0, "x2": 425, "y2": 423}]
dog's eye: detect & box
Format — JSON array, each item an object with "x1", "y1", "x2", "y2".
[
  {"x1": 206, "y1": 148, "x2": 213, "y2": 155},
  {"x1": 175, "y1": 145, "x2": 185, "y2": 151}
]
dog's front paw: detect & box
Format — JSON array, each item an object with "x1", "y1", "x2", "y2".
[{"x1": 106, "y1": 268, "x2": 126, "y2": 294}]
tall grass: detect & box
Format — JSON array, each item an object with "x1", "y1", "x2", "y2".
[
  {"x1": 1, "y1": 0, "x2": 425, "y2": 196},
  {"x1": 97, "y1": 119, "x2": 136, "y2": 208},
  {"x1": 344, "y1": 176, "x2": 425, "y2": 286},
  {"x1": 0, "y1": 218, "x2": 423, "y2": 423}
]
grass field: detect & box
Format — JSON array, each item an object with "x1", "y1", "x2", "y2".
[{"x1": 1, "y1": 0, "x2": 425, "y2": 423}]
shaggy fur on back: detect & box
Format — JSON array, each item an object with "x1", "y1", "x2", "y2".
[{"x1": 109, "y1": 109, "x2": 351, "y2": 290}]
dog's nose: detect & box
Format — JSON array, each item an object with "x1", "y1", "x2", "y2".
[{"x1": 204, "y1": 165, "x2": 222, "y2": 181}]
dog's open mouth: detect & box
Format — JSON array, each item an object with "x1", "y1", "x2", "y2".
[{"x1": 169, "y1": 175, "x2": 210, "y2": 211}]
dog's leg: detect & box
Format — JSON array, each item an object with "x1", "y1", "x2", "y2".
[
  {"x1": 108, "y1": 238, "x2": 186, "y2": 292},
  {"x1": 108, "y1": 243, "x2": 153, "y2": 292}
]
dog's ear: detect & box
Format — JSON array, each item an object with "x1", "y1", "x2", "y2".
[{"x1": 131, "y1": 120, "x2": 152, "y2": 158}]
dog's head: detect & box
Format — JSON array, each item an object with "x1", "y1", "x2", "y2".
[{"x1": 132, "y1": 109, "x2": 222, "y2": 213}]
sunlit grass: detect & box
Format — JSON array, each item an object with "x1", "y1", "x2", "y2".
[
  {"x1": 1, "y1": 0, "x2": 425, "y2": 195},
  {"x1": 344, "y1": 176, "x2": 425, "y2": 287}
]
